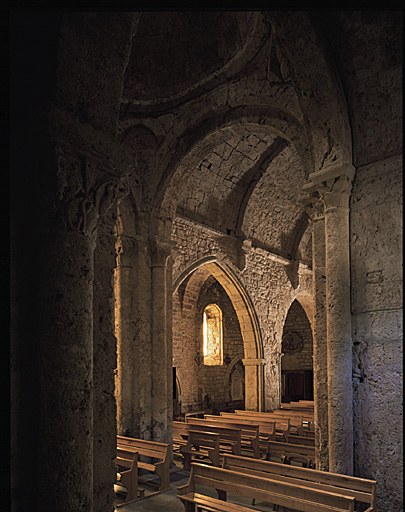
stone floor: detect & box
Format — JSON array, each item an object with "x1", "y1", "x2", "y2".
[{"x1": 114, "y1": 451, "x2": 277, "y2": 511}]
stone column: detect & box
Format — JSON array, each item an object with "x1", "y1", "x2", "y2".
[
  {"x1": 149, "y1": 237, "x2": 173, "y2": 447},
  {"x1": 242, "y1": 358, "x2": 265, "y2": 411},
  {"x1": 305, "y1": 164, "x2": 355, "y2": 475},
  {"x1": 93, "y1": 209, "x2": 119, "y2": 511},
  {"x1": 115, "y1": 234, "x2": 136, "y2": 435},
  {"x1": 38, "y1": 144, "x2": 129, "y2": 511},
  {"x1": 300, "y1": 192, "x2": 329, "y2": 471}
]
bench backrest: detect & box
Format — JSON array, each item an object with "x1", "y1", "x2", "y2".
[
  {"x1": 222, "y1": 454, "x2": 375, "y2": 510},
  {"x1": 202, "y1": 415, "x2": 260, "y2": 438},
  {"x1": 266, "y1": 439, "x2": 315, "y2": 459},
  {"x1": 234, "y1": 410, "x2": 290, "y2": 431},
  {"x1": 178, "y1": 463, "x2": 355, "y2": 512},
  {"x1": 185, "y1": 419, "x2": 242, "y2": 444},
  {"x1": 173, "y1": 420, "x2": 191, "y2": 437},
  {"x1": 285, "y1": 434, "x2": 315, "y2": 446},
  {"x1": 219, "y1": 412, "x2": 276, "y2": 436},
  {"x1": 117, "y1": 436, "x2": 169, "y2": 461},
  {"x1": 186, "y1": 430, "x2": 220, "y2": 450}
]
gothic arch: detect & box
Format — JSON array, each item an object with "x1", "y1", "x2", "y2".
[{"x1": 173, "y1": 256, "x2": 265, "y2": 410}]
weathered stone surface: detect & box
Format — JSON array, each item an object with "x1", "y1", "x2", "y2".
[{"x1": 11, "y1": 11, "x2": 402, "y2": 512}]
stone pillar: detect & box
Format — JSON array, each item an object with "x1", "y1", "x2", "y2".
[
  {"x1": 304, "y1": 164, "x2": 355, "y2": 475},
  {"x1": 242, "y1": 358, "x2": 265, "y2": 411},
  {"x1": 300, "y1": 193, "x2": 329, "y2": 471},
  {"x1": 38, "y1": 144, "x2": 129, "y2": 511},
  {"x1": 149, "y1": 238, "x2": 173, "y2": 447},
  {"x1": 93, "y1": 209, "x2": 119, "y2": 511},
  {"x1": 115, "y1": 234, "x2": 136, "y2": 434}
]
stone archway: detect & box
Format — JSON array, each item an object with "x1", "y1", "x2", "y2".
[{"x1": 173, "y1": 257, "x2": 265, "y2": 411}]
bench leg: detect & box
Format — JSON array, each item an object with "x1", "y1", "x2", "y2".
[{"x1": 156, "y1": 462, "x2": 171, "y2": 491}]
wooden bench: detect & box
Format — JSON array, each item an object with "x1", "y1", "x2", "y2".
[
  {"x1": 184, "y1": 419, "x2": 242, "y2": 456},
  {"x1": 194, "y1": 415, "x2": 261, "y2": 458},
  {"x1": 233, "y1": 410, "x2": 291, "y2": 437},
  {"x1": 267, "y1": 408, "x2": 315, "y2": 432},
  {"x1": 285, "y1": 433, "x2": 315, "y2": 446},
  {"x1": 117, "y1": 436, "x2": 171, "y2": 493},
  {"x1": 174, "y1": 420, "x2": 193, "y2": 451},
  {"x1": 222, "y1": 454, "x2": 376, "y2": 512},
  {"x1": 175, "y1": 421, "x2": 242, "y2": 456},
  {"x1": 265, "y1": 439, "x2": 316, "y2": 467},
  {"x1": 219, "y1": 412, "x2": 276, "y2": 442},
  {"x1": 177, "y1": 462, "x2": 356, "y2": 512},
  {"x1": 180, "y1": 430, "x2": 220, "y2": 470},
  {"x1": 185, "y1": 409, "x2": 212, "y2": 420},
  {"x1": 114, "y1": 452, "x2": 146, "y2": 507}
]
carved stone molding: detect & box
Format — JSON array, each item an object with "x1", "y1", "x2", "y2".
[
  {"x1": 115, "y1": 235, "x2": 135, "y2": 267},
  {"x1": 54, "y1": 148, "x2": 130, "y2": 237},
  {"x1": 302, "y1": 164, "x2": 355, "y2": 213},
  {"x1": 149, "y1": 236, "x2": 173, "y2": 267},
  {"x1": 317, "y1": 174, "x2": 353, "y2": 212},
  {"x1": 299, "y1": 193, "x2": 324, "y2": 223}
]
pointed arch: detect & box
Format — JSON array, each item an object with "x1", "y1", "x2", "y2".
[{"x1": 174, "y1": 256, "x2": 265, "y2": 410}]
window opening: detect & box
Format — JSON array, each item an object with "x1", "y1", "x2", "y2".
[{"x1": 203, "y1": 304, "x2": 223, "y2": 365}]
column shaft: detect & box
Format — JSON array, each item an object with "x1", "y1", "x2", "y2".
[
  {"x1": 39, "y1": 230, "x2": 95, "y2": 511},
  {"x1": 93, "y1": 212, "x2": 117, "y2": 511},
  {"x1": 325, "y1": 206, "x2": 353, "y2": 475},
  {"x1": 115, "y1": 236, "x2": 135, "y2": 434},
  {"x1": 312, "y1": 214, "x2": 329, "y2": 471}
]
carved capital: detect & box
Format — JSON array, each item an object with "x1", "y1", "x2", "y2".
[
  {"x1": 299, "y1": 193, "x2": 325, "y2": 223},
  {"x1": 242, "y1": 358, "x2": 266, "y2": 366},
  {"x1": 149, "y1": 236, "x2": 173, "y2": 268},
  {"x1": 54, "y1": 148, "x2": 130, "y2": 237},
  {"x1": 115, "y1": 235, "x2": 135, "y2": 267},
  {"x1": 317, "y1": 174, "x2": 353, "y2": 212},
  {"x1": 302, "y1": 164, "x2": 355, "y2": 214}
]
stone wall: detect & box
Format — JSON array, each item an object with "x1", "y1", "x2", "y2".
[
  {"x1": 350, "y1": 155, "x2": 403, "y2": 512},
  {"x1": 281, "y1": 299, "x2": 313, "y2": 371},
  {"x1": 172, "y1": 215, "x2": 313, "y2": 411},
  {"x1": 196, "y1": 276, "x2": 244, "y2": 404}
]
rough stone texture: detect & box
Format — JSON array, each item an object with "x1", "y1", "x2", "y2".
[
  {"x1": 11, "y1": 11, "x2": 402, "y2": 512},
  {"x1": 196, "y1": 276, "x2": 245, "y2": 403},
  {"x1": 351, "y1": 156, "x2": 403, "y2": 511},
  {"x1": 312, "y1": 212, "x2": 329, "y2": 471},
  {"x1": 93, "y1": 211, "x2": 118, "y2": 511},
  {"x1": 172, "y1": 216, "x2": 313, "y2": 412},
  {"x1": 281, "y1": 299, "x2": 313, "y2": 371}
]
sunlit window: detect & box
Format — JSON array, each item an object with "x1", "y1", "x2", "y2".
[{"x1": 203, "y1": 304, "x2": 223, "y2": 365}]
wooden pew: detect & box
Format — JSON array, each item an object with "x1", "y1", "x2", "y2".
[
  {"x1": 177, "y1": 462, "x2": 356, "y2": 512},
  {"x1": 175, "y1": 420, "x2": 242, "y2": 456},
  {"x1": 184, "y1": 419, "x2": 242, "y2": 456},
  {"x1": 265, "y1": 439, "x2": 316, "y2": 467},
  {"x1": 116, "y1": 436, "x2": 171, "y2": 493},
  {"x1": 219, "y1": 411, "x2": 276, "y2": 441},
  {"x1": 194, "y1": 415, "x2": 261, "y2": 458},
  {"x1": 285, "y1": 433, "x2": 315, "y2": 446},
  {"x1": 115, "y1": 452, "x2": 146, "y2": 507},
  {"x1": 222, "y1": 454, "x2": 376, "y2": 512},
  {"x1": 173, "y1": 420, "x2": 192, "y2": 451},
  {"x1": 268, "y1": 408, "x2": 315, "y2": 432},
  {"x1": 180, "y1": 430, "x2": 220, "y2": 470},
  {"x1": 233, "y1": 410, "x2": 292, "y2": 437}
]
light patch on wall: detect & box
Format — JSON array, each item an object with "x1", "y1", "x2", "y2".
[{"x1": 203, "y1": 304, "x2": 223, "y2": 365}]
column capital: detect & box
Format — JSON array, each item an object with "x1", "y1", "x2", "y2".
[
  {"x1": 52, "y1": 147, "x2": 130, "y2": 238},
  {"x1": 149, "y1": 236, "x2": 173, "y2": 267},
  {"x1": 115, "y1": 235, "x2": 135, "y2": 267},
  {"x1": 302, "y1": 164, "x2": 355, "y2": 213},
  {"x1": 299, "y1": 193, "x2": 325, "y2": 223},
  {"x1": 242, "y1": 358, "x2": 266, "y2": 366}
]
